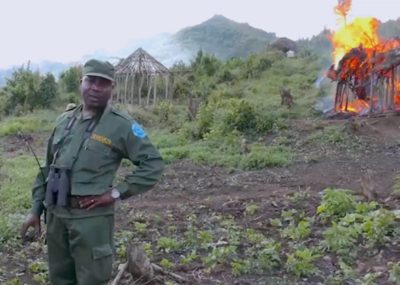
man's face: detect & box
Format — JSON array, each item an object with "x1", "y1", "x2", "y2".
[{"x1": 81, "y1": 75, "x2": 113, "y2": 109}]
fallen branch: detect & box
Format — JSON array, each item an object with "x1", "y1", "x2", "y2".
[
  {"x1": 110, "y1": 262, "x2": 128, "y2": 285},
  {"x1": 152, "y1": 263, "x2": 187, "y2": 283}
]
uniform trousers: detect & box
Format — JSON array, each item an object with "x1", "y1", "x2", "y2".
[{"x1": 46, "y1": 212, "x2": 114, "y2": 285}]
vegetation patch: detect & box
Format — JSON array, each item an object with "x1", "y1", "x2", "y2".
[
  {"x1": 0, "y1": 155, "x2": 39, "y2": 242},
  {"x1": 0, "y1": 110, "x2": 57, "y2": 137}
]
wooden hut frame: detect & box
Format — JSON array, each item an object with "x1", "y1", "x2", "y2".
[{"x1": 114, "y1": 48, "x2": 172, "y2": 106}]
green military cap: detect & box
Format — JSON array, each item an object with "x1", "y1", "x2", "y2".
[{"x1": 83, "y1": 59, "x2": 115, "y2": 81}]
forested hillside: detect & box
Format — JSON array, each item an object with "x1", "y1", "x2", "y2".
[{"x1": 173, "y1": 15, "x2": 277, "y2": 60}]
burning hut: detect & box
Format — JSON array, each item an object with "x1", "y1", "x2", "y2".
[
  {"x1": 329, "y1": 46, "x2": 400, "y2": 115},
  {"x1": 327, "y1": 0, "x2": 400, "y2": 116}
]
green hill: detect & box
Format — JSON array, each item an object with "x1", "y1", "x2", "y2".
[
  {"x1": 174, "y1": 15, "x2": 277, "y2": 60},
  {"x1": 379, "y1": 18, "x2": 400, "y2": 39}
]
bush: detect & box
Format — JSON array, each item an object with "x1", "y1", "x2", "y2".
[
  {"x1": 222, "y1": 99, "x2": 256, "y2": 133},
  {"x1": 239, "y1": 145, "x2": 293, "y2": 169},
  {"x1": 317, "y1": 189, "x2": 357, "y2": 221}
]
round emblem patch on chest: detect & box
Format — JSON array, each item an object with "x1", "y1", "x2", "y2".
[{"x1": 132, "y1": 122, "x2": 146, "y2": 138}]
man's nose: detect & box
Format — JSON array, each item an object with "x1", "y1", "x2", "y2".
[{"x1": 90, "y1": 80, "x2": 102, "y2": 91}]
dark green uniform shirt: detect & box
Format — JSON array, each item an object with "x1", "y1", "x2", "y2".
[{"x1": 31, "y1": 104, "x2": 164, "y2": 218}]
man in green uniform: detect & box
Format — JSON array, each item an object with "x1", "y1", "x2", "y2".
[{"x1": 20, "y1": 59, "x2": 164, "y2": 285}]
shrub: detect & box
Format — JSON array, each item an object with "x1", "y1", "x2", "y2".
[
  {"x1": 323, "y1": 222, "x2": 360, "y2": 255},
  {"x1": 317, "y1": 188, "x2": 357, "y2": 222},
  {"x1": 285, "y1": 248, "x2": 320, "y2": 278},
  {"x1": 239, "y1": 145, "x2": 293, "y2": 169}
]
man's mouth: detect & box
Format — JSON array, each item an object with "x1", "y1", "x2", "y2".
[{"x1": 88, "y1": 95, "x2": 99, "y2": 101}]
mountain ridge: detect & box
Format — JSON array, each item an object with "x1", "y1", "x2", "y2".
[
  {"x1": 174, "y1": 14, "x2": 277, "y2": 60},
  {"x1": 0, "y1": 15, "x2": 399, "y2": 86}
]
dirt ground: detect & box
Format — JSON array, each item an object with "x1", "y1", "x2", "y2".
[
  {"x1": 116, "y1": 114, "x2": 400, "y2": 284},
  {"x1": 1, "y1": 114, "x2": 400, "y2": 284}
]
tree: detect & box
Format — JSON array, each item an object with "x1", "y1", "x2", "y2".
[
  {"x1": 37, "y1": 73, "x2": 57, "y2": 108},
  {"x1": 3, "y1": 64, "x2": 41, "y2": 113},
  {"x1": 1, "y1": 64, "x2": 59, "y2": 114},
  {"x1": 59, "y1": 66, "x2": 82, "y2": 93}
]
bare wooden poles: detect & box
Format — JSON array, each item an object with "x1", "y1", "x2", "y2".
[{"x1": 114, "y1": 48, "x2": 172, "y2": 106}]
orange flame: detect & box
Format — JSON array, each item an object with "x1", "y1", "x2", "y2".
[
  {"x1": 330, "y1": 1, "x2": 400, "y2": 115},
  {"x1": 337, "y1": 99, "x2": 369, "y2": 113},
  {"x1": 332, "y1": 18, "x2": 380, "y2": 66},
  {"x1": 396, "y1": 83, "x2": 400, "y2": 108},
  {"x1": 334, "y1": 0, "x2": 352, "y2": 19}
]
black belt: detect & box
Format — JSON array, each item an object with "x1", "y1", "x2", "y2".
[{"x1": 68, "y1": 196, "x2": 94, "y2": 208}]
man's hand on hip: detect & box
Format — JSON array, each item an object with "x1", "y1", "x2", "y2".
[{"x1": 80, "y1": 190, "x2": 118, "y2": 210}]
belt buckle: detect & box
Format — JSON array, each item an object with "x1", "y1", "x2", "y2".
[{"x1": 69, "y1": 196, "x2": 81, "y2": 209}]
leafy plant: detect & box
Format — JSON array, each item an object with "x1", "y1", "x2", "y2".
[
  {"x1": 288, "y1": 188, "x2": 311, "y2": 205},
  {"x1": 203, "y1": 246, "x2": 237, "y2": 268},
  {"x1": 245, "y1": 203, "x2": 259, "y2": 216},
  {"x1": 388, "y1": 261, "x2": 400, "y2": 284},
  {"x1": 317, "y1": 188, "x2": 357, "y2": 222},
  {"x1": 255, "y1": 240, "x2": 282, "y2": 271},
  {"x1": 282, "y1": 219, "x2": 312, "y2": 241},
  {"x1": 269, "y1": 218, "x2": 283, "y2": 228},
  {"x1": 197, "y1": 230, "x2": 214, "y2": 247},
  {"x1": 361, "y1": 209, "x2": 396, "y2": 247},
  {"x1": 29, "y1": 261, "x2": 49, "y2": 285},
  {"x1": 245, "y1": 228, "x2": 266, "y2": 244},
  {"x1": 231, "y1": 259, "x2": 251, "y2": 277},
  {"x1": 323, "y1": 222, "x2": 359, "y2": 255},
  {"x1": 357, "y1": 272, "x2": 380, "y2": 285},
  {"x1": 133, "y1": 222, "x2": 148, "y2": 235},
  {"x1": 180, "y1": 250, "x2": 198, "y2": 265},
  {"x1": 159, "y1": 258, "x2": 174, "y2": 270},
  {"x1": 157, "y1": 237, "x2": 181, "y2": 253},
  {"x1": 285, "y1": 247, "x2": 320, "y2": 278}
]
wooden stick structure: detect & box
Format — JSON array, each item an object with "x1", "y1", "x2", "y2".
[{"x1": 114, "y1": 48, "x2": 172, "y2": 106}]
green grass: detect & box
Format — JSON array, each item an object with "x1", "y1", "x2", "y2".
[
  {"x1": 0, "y1": 155, "x2": 40, "y2": 242},
  {"x1": 0, "y1": 109, "x2": 58, "y2": 137},
  {"x1": 151, "y1": 129, "x2": 293, "y2": 169}
]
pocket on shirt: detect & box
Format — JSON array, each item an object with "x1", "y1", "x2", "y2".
[
  {"x1": 79, "y1": 139, "x2": 119, "y2": 172},
  {"x1": 86, "y1": 139, "x2": 112, "y2": 155}
]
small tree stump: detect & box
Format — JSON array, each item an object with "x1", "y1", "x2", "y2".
[
  {"x1": 127, "y1": 242, "x2": 154, "y2": 283},
  {"x1": 280, "y1": 87, "x2": 294, "y2": 108}
]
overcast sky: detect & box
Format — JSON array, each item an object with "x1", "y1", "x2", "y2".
[{"x1": 0, "y1": 0, "x2": 399, "y2": 68}]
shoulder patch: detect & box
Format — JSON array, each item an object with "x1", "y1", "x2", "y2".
[{"x1": 131, "y1": 122, "x2": 147, "y2": 138}]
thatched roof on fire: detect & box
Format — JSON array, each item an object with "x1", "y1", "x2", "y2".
[{"x1": 115, "y1": 47, "x2": 170, "y2": 77}]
